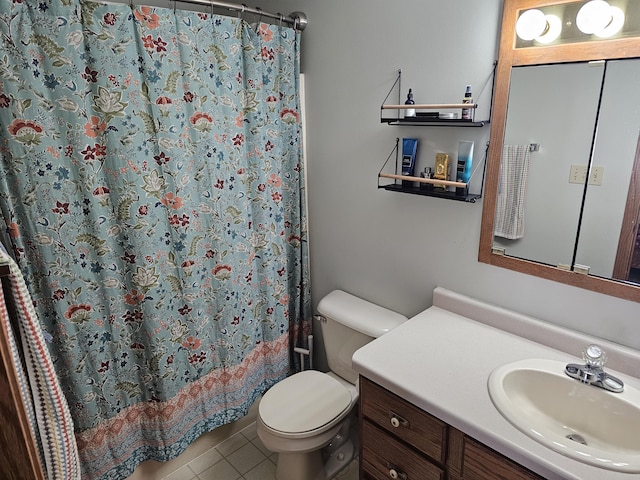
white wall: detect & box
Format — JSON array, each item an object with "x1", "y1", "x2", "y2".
[{"x1": 247, "y1": 0, "x2": 640, "y2": 366}]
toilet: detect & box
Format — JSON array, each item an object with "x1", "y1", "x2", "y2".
[{"x1": 257, "y1": 290, "x2": 407, "y2": 480}]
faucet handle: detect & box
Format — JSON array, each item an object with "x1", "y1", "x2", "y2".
[{"x1": 583, "y1": 344, "x2": 607, "y2": 368}]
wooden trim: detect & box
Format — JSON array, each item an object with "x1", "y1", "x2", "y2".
[
  {"x1": 0, "y1": 264, "x2": 10, "y2": 277},
  {"x1": 379, "y1": 173, "x2": 467, "y2": 189},
  {"x1": 512, "y1": 37, "x2": 640, "y2": 66},
  {"x1": 612, "y1": 134, "x2": 640, "y2": 280},
  {"x1": 445, "y1": 427, "x2": 466, "y2": 477},
  {"x1": 484, "y1": 253, "x2": 640, "y2": 302},
  {"x1": 382, "y1": 103, "x2": 478, "y2": 110},
  {"x1": 0, "y1": 283, "x2": 45, "y2": 480}
]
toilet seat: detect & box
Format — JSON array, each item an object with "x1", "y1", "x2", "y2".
[{"x1": 259, "y1": 370, "x2": 352, "y2": 436}]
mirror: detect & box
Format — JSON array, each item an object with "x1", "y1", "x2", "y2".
[
  {"x1": 479, "y1": 0, "x2": 640, "y2": 302},
  {"x1": 575, "y1": 59, "x2": 640, "y2": 278},
  {"x1": 493, "y1": 62, "x2": 604, "y2": 268}
]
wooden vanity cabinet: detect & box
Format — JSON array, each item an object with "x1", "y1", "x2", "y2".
[
  {"x1": 360, "y1": 377, "x2": 446, "y2": 480},
  {"x1": 446, "y1": 428, "x2": 544, "y2": 480},
  {"x1": 359, "y1": 377, "x2": 544, "y2": 480}
]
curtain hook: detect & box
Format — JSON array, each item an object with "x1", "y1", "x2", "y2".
[
  {"x1": 278, "y1": 13, "x2": 283, "y2": 29},
  {"x1": 254, "y1": 6, "x2": 263, "y2": 32}
]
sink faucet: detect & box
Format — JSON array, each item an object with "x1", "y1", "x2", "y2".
[{"x1": 565, "y1": 344, "x2": 624, "y2": 393}]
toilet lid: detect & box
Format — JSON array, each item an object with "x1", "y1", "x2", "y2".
[{"x1": 259, "y1": 370, "x2": 352, "y2": 434}]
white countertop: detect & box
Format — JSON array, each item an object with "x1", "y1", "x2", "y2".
[{"x1": 352, "y1": 288, "x2": 640, "y2": 480}]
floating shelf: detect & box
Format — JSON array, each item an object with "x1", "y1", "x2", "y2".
[
  {"x1": 381, "y1": 104, "x2": 489, "y2": 126},
  {"x1": 380, "y1": 183, "x2": 481, "y2": 202},
  {"x1": 381, "y1": 118, "x2": 489, "y2": 127},
  {"x1": 378, "y1": 139, "x2": 488, "y2": 204},
  {"x1": 378, "y1": 173, "x2": 481, "y2": 203}
]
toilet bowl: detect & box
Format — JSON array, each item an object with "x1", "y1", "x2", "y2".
[
  {"x1": 258, "y1": 370, "x2": 358, "y2": 480},
  {"x1": 256, "y1": 290, "x2": 407, "y2": 480}
]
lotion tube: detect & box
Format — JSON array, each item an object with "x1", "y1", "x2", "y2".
[{"x1": 456, "y1": 141, "x2": 474, "y2": 183}]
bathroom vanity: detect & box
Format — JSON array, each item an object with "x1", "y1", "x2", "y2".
[
  {"x1": 352, "y1": 288, "x2": 640, "y2": 480},
  {"x1": 360, "y1": 377, "x2": 543, "y2": 480}
]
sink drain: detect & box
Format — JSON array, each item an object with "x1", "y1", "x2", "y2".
[{"x1": 566, "y1": 433, "x2": 587, "y2": 445}]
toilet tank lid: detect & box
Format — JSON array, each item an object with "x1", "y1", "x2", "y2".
[{"x1": 317, "y1": 290, "x2": 407, "y2": 338}]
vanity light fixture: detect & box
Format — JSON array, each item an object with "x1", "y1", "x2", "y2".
[
  {"x1": 535, "y1": 14, "x2": 562, "y2": 43},
  {"x1": 515, "y1": 0, "x2": 627, "y2": 45},
  {"x1": 515, "y1": 8, "x2": 547, "y2": 40},
  {"x1": 515, "y1": 9, "x2": 563, "y2": 43},
  {"x1": 516, "y1": 8, "x2": 562, "y2": 43},
  {"x1": 594, "y1": 6, "x2": 625, "y2": 38},
  {"x1": 576, "y1": 0, "x2": 625, "y2": 37}
]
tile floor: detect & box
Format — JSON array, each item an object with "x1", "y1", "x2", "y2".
[{"x1": 126, "y1": 402, "x2": 359, "y2": 480}]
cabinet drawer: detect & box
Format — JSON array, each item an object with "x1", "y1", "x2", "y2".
[
  {"x1": 361, "y1": 378, "x2": 447, "y2": 463},
  {"x1": 362, "y1": 421, "x2": 445, "y2": 480},
  {"x1": 447, "y1": 429, "x2": 544, "y2": 480}
]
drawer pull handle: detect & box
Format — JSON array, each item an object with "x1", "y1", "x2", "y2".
[
  {"x1": 386, "y1": 463, "x2": 408, "y2": 480},
  {"x1": 389, "y1": 410, "x2": 409, "y2": 428}
]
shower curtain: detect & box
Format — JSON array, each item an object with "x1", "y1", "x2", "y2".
[{"x1": 0, "y1": 1, "x2": 311, "y2": 479}]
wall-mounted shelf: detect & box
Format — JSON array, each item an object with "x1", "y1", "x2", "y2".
[
  {"x1": 378, "y1": 138, "x2": 487, "y2": 203},
  {"x1": 382, "y1": 118, "x2": 489, "y2": 127},
  {"x1": 381, "y1": 103, "x2": 489, "y2": 127},
  {"x1": 379, "y1": 173, "x2": 481, "y2": 202},
  {"x1": 376, "y1": 67, "x2": 495, "y2": 203},
  {"x1": 380, "y1": 67, "x2": 495, "y2": 127}
]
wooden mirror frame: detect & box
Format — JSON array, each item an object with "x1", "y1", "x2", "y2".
[{"x1": 479, "y1": 0, "x2": 640, "y2": 302}]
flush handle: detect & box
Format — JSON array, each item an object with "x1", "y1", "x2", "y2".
[{"x1": 389, "y1": 410, "x2": 409, "y2": 429}]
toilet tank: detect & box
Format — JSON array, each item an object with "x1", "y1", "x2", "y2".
[{"x1": 317, "y1": 290, "x2": 407, "y2": 385}]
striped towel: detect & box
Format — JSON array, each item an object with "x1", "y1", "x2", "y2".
[
  {"x1": 494, "y1": 145, "x2": 532, "y2": 240},
  {"x1": 0, "y1": 250, "x2": 81, "y2": 480}
]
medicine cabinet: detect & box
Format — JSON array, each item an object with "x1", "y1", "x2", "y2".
[{"x1": 479, "y1": 0, "x2": 640, "y2": 303}]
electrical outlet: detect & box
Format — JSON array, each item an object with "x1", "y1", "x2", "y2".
[
  {"x1": 569, "y1": 165, "x2": 604, "y2": 185},
  {"x1": 569, "y1": 164, "x2": 587, "y2": 184},
  {"x1": 589, "y1": 166, "x2": 604, "y2": 185}
]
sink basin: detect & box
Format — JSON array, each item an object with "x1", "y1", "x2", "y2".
[{"x1": 488, "y1": 358, "x2": 640, "y2": 473}]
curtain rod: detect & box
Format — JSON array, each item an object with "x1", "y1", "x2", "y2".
[{"x1": 126, "y1": 0, "x2": 307, "y2": 30}]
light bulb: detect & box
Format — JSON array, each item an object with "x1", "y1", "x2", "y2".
[
  {"x1": 595, "y1": 6, "x2": 625, "y2": 38},
  {"x1": 516, "y1": 9, "x2": 547, "y2": 41},
  {"x1": 576, "y1": 0, "x2": 613, "y2": 34},
  {"x1": 535, "y1": 14, "x2": 562, "y2": 44}
]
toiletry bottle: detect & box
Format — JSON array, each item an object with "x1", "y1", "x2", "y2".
[
  {"x1": 404, "y1": 89, "x2": 416, "y2": 118},
  {"x1": 420, "y1": 167, "x2": 433, "y2": 191},
  {"x1": 461, "y1": 85, "x2": 472, "y2": 120}
]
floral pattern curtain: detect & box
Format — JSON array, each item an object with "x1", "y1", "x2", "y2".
[{"x1": 0, "y1": 1, "x2": 311, "y2": 479}]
